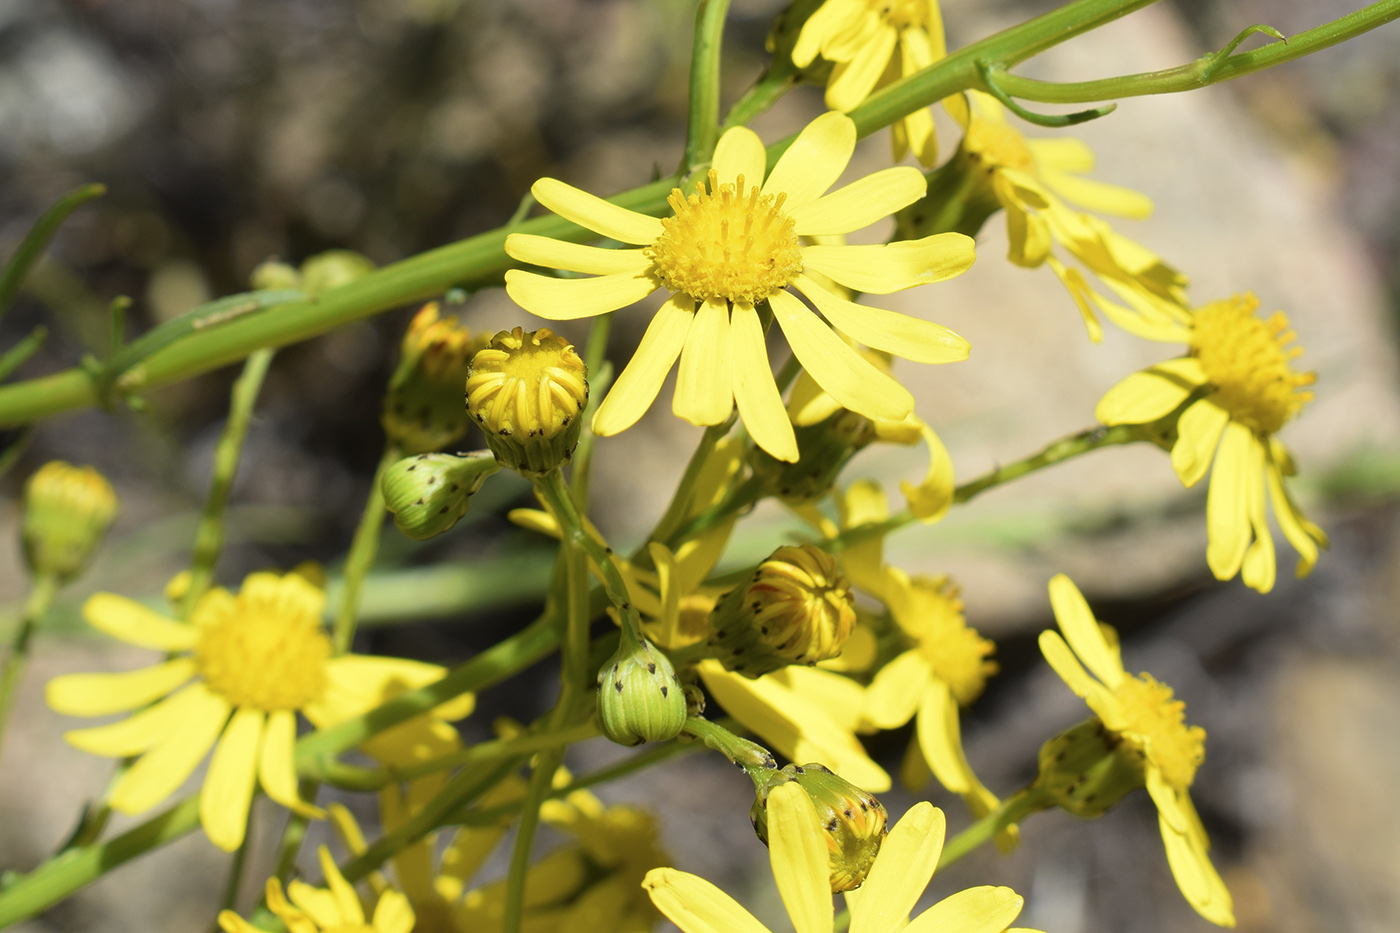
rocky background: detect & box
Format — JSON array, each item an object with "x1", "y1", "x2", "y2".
[{"x1": 1, "y1": 0, "x2": 1399, "y2": 930}]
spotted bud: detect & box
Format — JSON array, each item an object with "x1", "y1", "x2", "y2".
[
  {"x1": 22, "y1": 461, "x2": 117, "y2": 582},
  {"x1": 707, "y1": 545, "x2": 855, "y2": 678},
  {"x1": 466, "y1": 327, "x2": 588, "y2": 477},
  {"x1": 382, "y1": 452, "x2": 499, "y2": 540},
  {"x1": 383, "y1": 303, "x2": 481, "y2": 454},
  {"x1": 751, "y1": 763, "x2": 888, "y2": 892},
  {"x1": 1029, "y1": 718, "x2": 1145, "y2": 819},
  {"x1": 598, "y1": 635, "x2": 687, "y2": 747},
  {"x1": 749, "y1": 409, "x2": 875, "y2": 503}
]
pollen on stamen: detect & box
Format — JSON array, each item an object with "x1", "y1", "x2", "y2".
[{"x1": 1190, "y1": 293, "x2": 1315, "y2": 435}]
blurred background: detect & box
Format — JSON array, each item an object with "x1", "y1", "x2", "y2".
[{"x1": 1, "y1": 0, "x2": 1399, "y2": 930}]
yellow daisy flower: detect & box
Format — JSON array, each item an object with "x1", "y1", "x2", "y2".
[
  {"x1": 45, "y1": 571, "x2": 473, "y2": 851},
  {"x1": 1095, "y1": 293, "x2": 1327, "y2": 593},
  {"x1": 504, "y1": 110, "x2": 974, "y2": 461},
  {"x1": 218, "y1": 845, "x2": 414, "y2": 933},
  {"x1": 644, "y1": 781, "x2": 1035, "y2": 933},
  {"x1": 1040, "y1": 574, "x2": 1234, "y2": 927},
  {"x1": 791, "y1": 0, "x2": 949, "y2": 165}
]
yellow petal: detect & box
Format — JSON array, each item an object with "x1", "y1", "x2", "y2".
[
  {"x1": 902, "y1": 423, "x2": 955, "y2": 523},
  {"x1": 794, "y1": 274, "x2": 968, "y2": 364},
  {"x1": 503, "y1": 268, "x2": 656, "y2": 321},
  {"x1": 1037, "y1": 631, "x2": 1117, "y2": 715},
  {"x1": 915, "y1": 681, "x2": 974, "y2": 794},
  {"x1": 1240, "y1": 451, "x2": 1277, "y2": 594},
  {"x1": 372, "y1": 890, "x2": 416, "y2": 933},
  {"x1": 1171, "y1": 399, "x2": 1230, "y2": 488},
  {"x1": 1027, "y1": 137, "x2": 1095, "y2": 173},
  {"x1": 309, "y1": 655, "x2": 462, "y2": 724},
  {"x1": 825, "y1": 24, "x2": 897, "y2": 112},
  {"x1": 1047, "y1": 574, "x2": 1123, "y2": 688},
  {"x1": 903, "y1": 886, "x2": 1024, "y2": 933},
  {"x1": 259, "y1": 709, "x2": 324, "y2": 818},
  {"x1": 1264, "y1": 449, "x2": 1326, "y2": 578},
  {"x1": 47, "y1": 658, "x2": 196, "y2": 717},
  {"x1": 776, "y1": 666, "x2": 867, "y2": 732},
  {"x1": 505, "y1": 234, "x2": 652, "y2": 275},
  {"x1": 320, "y1": 843, "x2": 367, "y2": 925},
  {"x1": 270, "y1": 877, "x2": 320, "y2": 931},
  {"x1": 674, "y1": 296, "x2": 735, "y2": 426},
  {"x1": 1004, "y1": 200, "x2": 1051, "y2": 268},
  {"x1": 201, "y1": 708, "x2": 264, "y2": 851},
  {"x1": 713, "y1": 126, "x2": 767, "y2": 188},
  {"x1": 215, "y1": 911, "x2": 263, "y2": 933},
  {"x1": 801, "y1": 235, "x2": 975, "y2": 295},
  {"x1": 591, "y1": 293, "x2": 694, "y2": 437},
  {"x1": 1041, "y1": 169, "x2": 1153, "y2": 219},
  {"x1": 763, "y1": 111, "x2": 856, "y2": 209},
  {"x1": 897, "y1": 106, "x2": 938, "y2": 169},
  {"x1": 1205, "y1": 424, "x2": 1257, "y2": 582},
  {"x1": 823, "y1": 7, "x2": 882, "y2": 62},
  {"x1": 860, "y1": 650, "x2": 927, "y2": 731},
  {"x1": 1095, "y1": 358, "x2": 1204, "y2": 426},
  {"x1": 770, "y1": 290, "x2": 912, "y2": 424},
  {"x1": 531, "y1": 177, "x2": 664, "y2": 245},
  {"x1": 63, "y1": 683, "x2": 202, "y2": 757},
  {"x1": 791, "y1": 0, "x2": 864, "y2": 67},
  {"x1": 82, "y1": 594, "x2": 197, "y2": 651},
  {"x1": 768, "y1": 783, "x2": 833, "y2": 933},
  {"x1": 1043, "y1": 255, "x2": 1103, "y2": 342},
  {"x1": 1146, "y1": 767, "x2": 1190, "y2": 835},
  {"x1": 109, "y1": 683, "x2": 229, "y2": 815},
  {"x1": 643, "y1": 867, "x2": 773, "y2": 933},
  {"x1": 1160, "y1": 813, "x2": 1235, "y2": 927},
  {"x1": 850, "y1": 801, "x2": 945, "y2": 933},
  {"x1": 789, "y1": 167, "x2": 926, "y2": 237},
  {"x1": 731, "y1": 300, "x2": 798, "y2": 462}
]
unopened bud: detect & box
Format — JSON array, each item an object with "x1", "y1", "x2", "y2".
[
  {"x1": 707, "y1": 545, "x2": 855, "y2": 678},
  {"x1": 299, "y1": 250, "x2": 375, "y2": 295},
  {"x1": 383, "y1": 303, "x2": 480, "y2": 454},
  {"x1": 382, "y1": 452, "x2": 498, "y2": 540},
  {"x1": 249, "y1": 259, "x2": 301, "y2": 291},
  {"x1": 751, "y1": 763, "x2": 888, "y2": 892},
  {"x1": 598, "y1": 635, "x2": 687, "y2": 747},
  {"x1": 22, "y1": 462, "x2": 118, "y2": 582},
  {"x1": 466, "y1": 327, "x2": 588, "y2": 477},
  {"x1": 1029, "y1": 718, "x2": 1144, "y2": 819}
]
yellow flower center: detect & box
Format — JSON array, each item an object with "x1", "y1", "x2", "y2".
[
  {"x1": 905, "y1": 578, "x2": 997, "y2": 705},
  {"x1": 466, "y1": 327, "x2": 589, "y2": 440},
  {"x1": 195, "y1": 590, "x2": 330, "y2": 711},
  {"x1": 647, "y1": 170, "x2": 803, "y2": 305},
  {"x1": 1190, "y1": 293, "x2": 1315, "y2": 435},
  {"x1": 866, "y1": 0, "x2": 930, "y2": 29},
  {"x1": 1113, "y1": 673, "x2": 1205, "y2": 791},
  {"x1": 963, "y1": 119, "x2": 1034, "y2": 172}
]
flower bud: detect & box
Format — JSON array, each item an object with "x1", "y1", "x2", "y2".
[
  {"x1": 1029, "y1": 718, "x2": 1145, "y2": 819},
  {"x1": 749, "y1": 409, "x2": 875, "y2": 503},
  {"x1": 249, "y1": 259, "x2": 301, "y2": 291},
  {"x1": 598, "y1": 635, "x2": 687, "y2": 747},
  {"x1": 383, "y1": 303, "x2": 480, "y2": 454},
  {"x1": 22, "y1": 461, "x2": 118, "y2": 582},
  {"x1": 466, "y1": 327, "x2": 588, "y2": 477},
  {"x1": 751, "y1": 763, "x2": 888, "y2": 892},
  {"x1": 707, "y1": 545, "x2": 855, "y2": 678},
  {"x1": 382, "y1": 452, "x2": 499, "y2": 540},
  {"x1": 894, "y1": 141, "x2": 1004, "y2": 243},
  {"x1": 298, "y1": 249, "x2": 375, "y2": 295}
]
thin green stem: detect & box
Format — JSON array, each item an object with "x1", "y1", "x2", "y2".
[
  {"x1": 346, "y1": 721, "x2": 601, "y2": 788},
  {"x1": 0, "y1": 184, "x2": 106, "y2": 326},
  {"x1": 647, "y1": 421, "x2": 731, "y2": 549},
  {"x1": 667, "y1": 473, "x2": 764, "y2": 547},
  {"x1": 572, "y1": 311, "x2": 615, "y2": 508},
  {"x1": 682, "y1": 0, "x2": 731, "y2": 173},
  {"x1": 937, "y1": 789, "x2": 1045, "y2": 869},
  {"x1": 272, "y1": 780, "x2": 320, "y2": 883},
  {"x1": 502, "y1": 746, "x2": 565, "y2": 933},
  {"x1": 681, "y1": 716, "x2": 777, "y2": 775},
  {"x1": 213, "y1": 820, "x2": 252, "y2": 925},
  {"x1": 333, "y1": 444, "x2": 400, "y2": 654},
  {"x1": 720, "y1": 68, "x2": 797, "y2": 132},
  {"x1": 0, "y1": 327, "x2": 46, "y2": 383},
  {"x1": 181, "y1": 348, "x2": 275, "y2": 618},
  {"x1": 0, "y1": 573, "x2": 58, "y2": 764}
]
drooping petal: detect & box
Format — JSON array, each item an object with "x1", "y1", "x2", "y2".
[
  {"x1": 825, "y1": 24, "x2": 898, "y2": 112},
  {"x1": 1047, "y1": 574, "x2": 1124, "y2": 688},
  {"x1": 902, "y1": 886, "x2": 1024, "y2": 933},
  {"x1": 503, "y1": 268, "x2": 657, "y2": 321},
  {"x1": 763, "y1": 111, "x2": 856, "y2": 210},
  {"x1": 505, "y1": 234, "x2": 652, "y2": 275},
  {"x1": 901, "y1": 422, "x2": 955, "y2": 523},
  {"x1": 731, "y1": 300, "x2": 798, "y2": 462},
  {"x1": 1171, "y1": 399, "x2": 1230, "y2": 488},
  {"x1": 643, "y1": 867, "x2": 774, "y2": 933},
  {"x1": 794, "y1": 274, "x2": 969, "y2": 364},
  {"x1": 801, "y1": 235, "x2": 975, "y2": 295},
  {"x1": 1095, "y1": 358, "x2": 1205, "y2": 426},
  {"x1": 770, "y1": 290, "x2": 912, "y2": 424},
  {"x1": 259, "y1": 709, "x2": 324, "y2": 818},
  {"x1": 674, "y1": 296, "x2": 735, "y2": 426},
  {"x1": 1041, "y1": 170, "x2": 1153, "y2": 219},
  {"x1": 860, "y1": 650, "x2": 928, "y2": 731},
  {"x1": 1240, "y1": 446, "x2": 1277, "y2": 594},
  {"x1": 531, "y1": 177, "x2": 665, "y2": 245},
  {"x1": 63, "y1": 683, "x2": 202, "y2": 757},
  {"x1": 713, "y1": 126, "x2": 768, "y2": 188},
  {"x1": 1205, "y1": 424, "x2": 1257, "y2": 582},
  {"x1": 768, "y1": 783, "x2": 834, "y2": 933},
  {"x1": 1027, "y1": 137, "x2": 1095, "y2": 173},
  {"x1": 1160, "y1": 813, "x2": 1235, "y2": 927},
  {"x1": 791, "y1": 0, "x2": 865, "y2": 67},
  {"x1": 1264, "y1": 447, "x2": 1326, "y2": 578},
  {"x1": 320, "y1": 844, "x2": 367, "y2": 926},
  {"x1": 1146, "y1": 766, "x2": 1190, "y2": 835},
  {"x1": 915, "y1": 681, "x2": 974, "y2": 794},
  {"x1": 82, "y1": 594, "x2": 198, "y2": 651},
  {"x1": 109, "y1": 683, "x2": 230, "y2": 815},
  {"x1": 201, "y1": 707, "x2": 264, "y2": 851},
  {"x1": 590, "y1": 294, "x2": 694, "y2": 437},
  {"x1": 47, "y1": 658, "x2": 197, "y2": 717},
  {"x1": 1044, "y1": 255, "x2": 1103, "y2": 342},
  {"x1": 775, "y1": 666, "x2": 868, "y2": 733},
  {"x1": 789, "y1": 167, "x2": 926, "y2": 236},
  {"x1": 849, "y1": 801, "x2": 945, "y2": 933}
]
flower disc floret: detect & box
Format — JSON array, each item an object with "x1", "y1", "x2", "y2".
[
  {"x1": 194, "y1": 580, "x2": 330, "y2": 711},
  {"x1": 1190, "y1": 295, "x2": 1314, "y2": 435},
  {"x1": 1112, "y1": 673, "x2": 1205, "y2": 791},
  {"x1": 647, "y1": 171, "x2": 803, "y2": 305}
]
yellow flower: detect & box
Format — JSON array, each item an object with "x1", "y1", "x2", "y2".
[
  {"x1": 218, "y1": 845, "x2": 414, "y2": 933},
  {"x1": 791, "y1": 0, "x2": 949, "y2": 165},
  {"x1": 45, "y1": 571, "x2": 473, "y2": 851},
  {"x1": 645, "y1": 782, "x2": 1034, "y2": 933},
  {"x1": 504, "y1": 111, "x2": 973, "y2": 461},
  {"x1": 1095, "y1": 293, "x2": 1326, "y2": 593},
  {"x1": 1040, "y1": 574, "x2": 1234, "y2": 927}
]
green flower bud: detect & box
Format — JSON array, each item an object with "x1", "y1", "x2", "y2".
[
  {"x1": 707, "y1": 545, "x2": 855, "y2": 678},
  {"x1": 22, "y1": 461, "x2": 118, "y2": 582},
  {"x1": 1029, "y1": 718, "x2": 1145, "y2": 819},
  {"x1": 751, "y1": 763, "x2": 888, "y2": 893},
  {"x1": 249, "y1": 259, "x2": 301, "y2": 291},
  {"x1": 299, "y1": 249, "x2": 375, "y2": 295},
  {"x1": 894, "y1": 140, "x2": 1004, "y2": 243},
  {"x1": 382, "y1": 452, "x2": 498, "y2": 541},
  {"x1": 383, "y1": 303, "x2": 481, "y2": 454},
  {"x1": 749, "y1": 409, "x2": 875, "y2": 503},
  {"x1": 466, "y1": 327, "x2": 588, "y2": 478},
  {"x1": 598, "y1": 635, "x2": 687, "y2": 747}
]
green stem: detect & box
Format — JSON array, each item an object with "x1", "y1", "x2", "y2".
[
  {"x1": 667, "y1": 473, "x2": 764, "y2": 546},
  {"x1": 0, "y1": 573, "x2": 58, "y2": 765},
  {"x1": 682, "y1": 0, "x2": 731, "y2": 173},
  {"x1": 213, "y1": 821, "x2": 252, "y2": 925},
  {"x1": 0, "y1": 328, "x2": 46, "y2": 383},
  {"x1": 502, "y1": 747, "x2": 565, "y2": 933},
  {"x1": 571, "y1": 311, "x2": 615, "y2": 509},
  {"x1": 681, "y1": 716, "x2": 777, "y2": 776},
  {"x1": 333, "y1": 445, "x2": 400, "y2": 654},
  {"x1": 647, "y1": 421, "x2": 732, "y2": 551},
  {"x1": 720, "y1": 69, "x2": 797, "y2": 132},
  {"x1": 272, "y1": 780, "x2": 320, "y2": 883},
  {"x1": 181, "y1": 348, "x2": 275, "y2": 618},
  {"x1": 937, "y1": 789, "x2": 1044, "y2": 869},
  {"x1": 0, "y1": 184, "x2": 106, "y2": 326}
]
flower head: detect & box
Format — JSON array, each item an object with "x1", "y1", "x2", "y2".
[
  {"x1": 218, "y1": 846, "x2": 414, "y2": 933},
  {"x1": 1039, "y1": 574, "x2": 1234, "y2": 927},
  {"x1": 751, "y1": 763, "x2": 889, "y2": 892},
  {"x1": 383, "y1": 302, "x2": 480, "y2": 454},
  {"x1": 22, "y1": 460, "x2": 117, "y2": 582},
  {"x1": 1096, "y1": 293, "x2": 1326, "y2": 592},
  {"x1": 505, "y1": 111, "x2": 973, "y2": 461}
]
